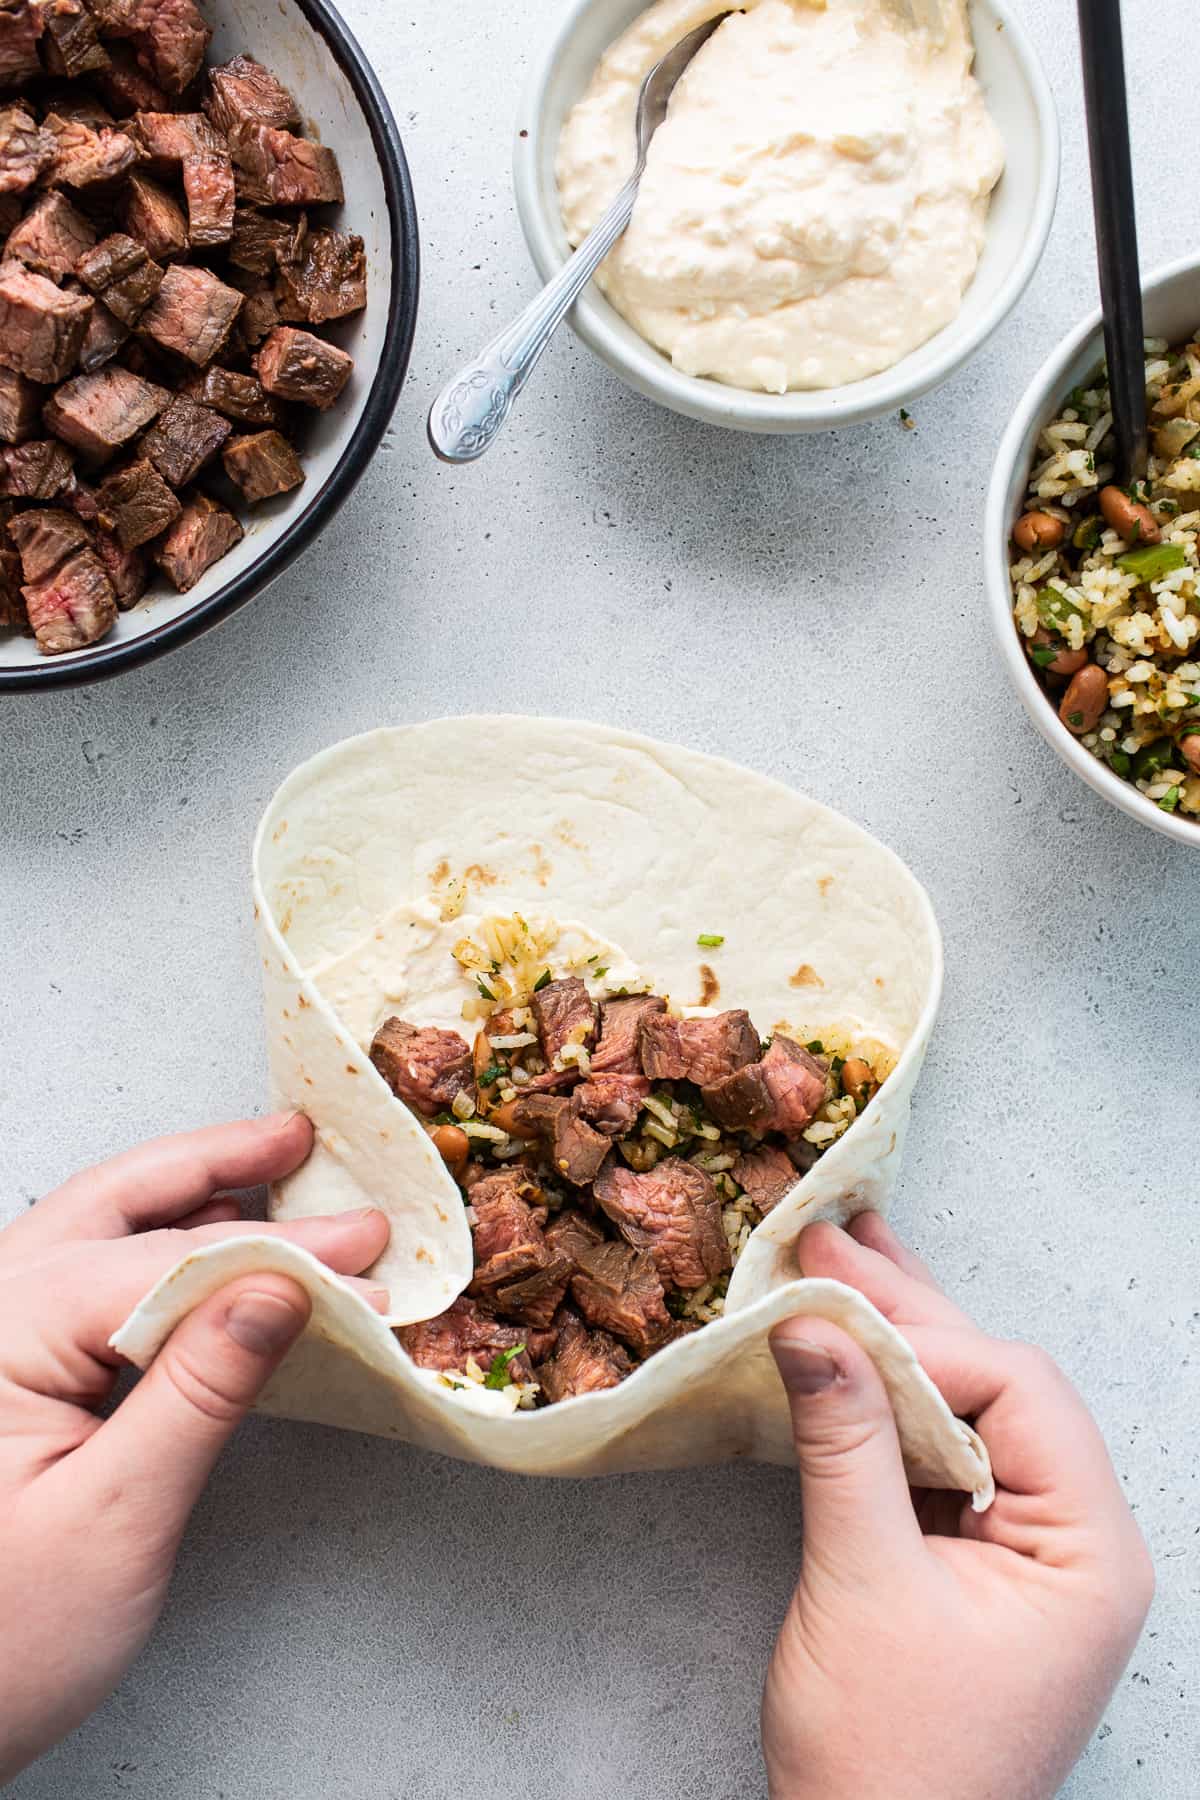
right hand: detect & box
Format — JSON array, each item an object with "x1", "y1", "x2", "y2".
[{"x1": 763, "y1": 1213, "x2": 1153, "y2": 1800}]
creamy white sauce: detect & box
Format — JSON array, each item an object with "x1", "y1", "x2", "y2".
[{"x1": 556, "y1": 0, "x2": 1005, "y2": 392}]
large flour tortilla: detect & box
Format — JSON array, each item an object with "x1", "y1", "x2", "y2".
[{"x1": 112, "y1": 717, "x2": 992, "y2": 1505}]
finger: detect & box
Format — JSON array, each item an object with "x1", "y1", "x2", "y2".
[
  {"x1": 75, "y1": 1274, "x2": 311, "y2": 1534},
  {"x1": 20, "y1": 1114, "x2": 314, "y2": 1246},
  {"x1": 15, "y1": 1208, "x2": 390, "y2": 1372},
  {"x1": 847, "y1": 1212, "x2": 944, "y2": 1290},
  {"x1": 796, "y1": 1220, "x2": 971, "y2": 1333},
  {"x1": 770, "y1": 1317, "x2": 921, "y2": 1582},
  {"x1": 174, "y1": 1198, "x2": 243, "y2": 1231}
]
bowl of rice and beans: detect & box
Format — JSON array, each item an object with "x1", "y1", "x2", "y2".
[{"x1": 987, "y1": 256, "x2": 1200, "y2": 843}]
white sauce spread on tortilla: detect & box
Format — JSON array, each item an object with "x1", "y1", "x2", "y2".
[{"x1": 556, "y1": 0, "x2": 1005, "y2": 392}]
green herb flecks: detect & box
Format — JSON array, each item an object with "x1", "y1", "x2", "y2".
[
  {"x1": 696, "y1": 933, "x2": 725, "y2": 948},
  {"x1": 483, "y1": 1344, "x2": 526, "y2": 1389},
  {"x1": 1115, "y1": 543, "x2": 1187, "y2": 583},
  {"x1": 1109, "y1": 750, "x2": 1132, "y2": 778},
  {"x1": 477, "y1": 1062, "x2": 506, "y2": 1089},
  {"x1": 1031, "y1": 646, "x2": 1059, "y2": 668},
  {"x1": 805, "y1": 1040, "x2": 824, "y2": 1055},
  {"x1": 476, "y1": 977, "x2": 496, "y2": 1002},
  {"x1": 532, "y1": 968, "x2": 552, "y2": 992},
  {"x1": 1158, "y1": 786, "x2": 1182, "y2": 813},
  {"x1": 1073, "y1": 515, "x2": 1103, "y2": 551}
]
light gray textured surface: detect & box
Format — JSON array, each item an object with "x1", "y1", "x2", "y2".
[{"x1": 2, "y1": 0, "x2": 1196, "y2": 1794}]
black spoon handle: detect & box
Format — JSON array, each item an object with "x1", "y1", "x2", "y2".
[{"x1": 1077, "y1": 0, "x2": 1147, "y2": 483}]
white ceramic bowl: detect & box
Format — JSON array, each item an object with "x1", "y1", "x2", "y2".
[
  {"x1": 985, "y1": 252, "x2": 1200, "y2": 848},
  {"x1": 513, "y1": 0, "x2": 1058, "y2": 433},
  {"x1": 0, "y1": 0, "x2": 418, "y2": 691}
]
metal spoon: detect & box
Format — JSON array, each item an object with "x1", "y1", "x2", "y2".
[
  {"x1": 428, "y1": 13, "x2": 730, "y2": 465},
  {"x1": 1077, "y1": 0, "x2": 1147, "y2": 483}
]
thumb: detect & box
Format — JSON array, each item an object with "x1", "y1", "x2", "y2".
[
  {"x1": 84, "y1": 1274, "x2": 311, "y2": 1531},
  {"x1": 770, "y1": 1317, "x2": 921, "y2": 1578}
]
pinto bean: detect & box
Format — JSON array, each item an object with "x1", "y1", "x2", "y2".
[
  {"x1": 1179, "y1": 734, "x2": 1200, "y2": 774},
  {"x1": 1028, "y1": 625, "x2": 1088, "y2": 678},
  {"x1": 1098, "y1": 485, "x2": 1160, "y2": 545},
  {"x1": 488, "y1": 1100, "x2": 531, "y2": 1138},
  {"x1": 1012, "y1": 510, "x2": 1065, "y2": 552},
  {"x1": 841, "y1": 1057, "x2": 878, "y2": 1110},
  {"x1": 1058, "y1": 664, "x2": 1109, "y2": 735},
  {"x1": 431, "y1": 1124, "x2": 469, "y2": 1174}
]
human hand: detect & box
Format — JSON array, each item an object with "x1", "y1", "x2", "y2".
[
  {"x1": 763, "y1": 1214, "x2": 1153, "y2": 1800},
  {"x1": 0, "y1": 1113, "x2": 389, "y2": 1786}
]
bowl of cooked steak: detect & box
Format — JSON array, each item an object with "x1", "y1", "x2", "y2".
[{"x1": 0, "y1": 0, "x2": 418, "y2": 687}]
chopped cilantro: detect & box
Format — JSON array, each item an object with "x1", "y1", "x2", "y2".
[
  {"x1": 1158, "y1": 785, "x2": 1181, "y2": 814},
  {"x1": 478, "y1": 1062, "x2": 506, "y2": 1088},
  {"x1": 696, "y1": 933, "x2": 725, "y2": 948},
  {"x1": 1110, "y1": 750, "x2": 1132, "y2": 778},
  {"x1": 805, "y1": 1040, "x2": 824, "y2": 1055},
  {"x1": 1031, "y1": 646, "x2": 1058, "y2": 668},
  {"x1": 592, "y1": 966, "x2": 608, "y2": 979},
  {"x1": 476, "y1": 977, "x2": 496, "y2": 1001},
  {"x1": 483, "y1": 1344, "x2": 526, "y2": 1389},
  {"x1": 532, "y1": 968, "x2": 552, "y2": 992},
  {"x1": 433, "y1": 1111, "x2": 456, "y2": 1126},
  {"x1": 1067, "y1": 711, "x2": 1084, "y2": 728}
]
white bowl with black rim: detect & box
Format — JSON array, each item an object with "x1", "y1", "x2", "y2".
[
  {"x1": 0, "y1": 0, "x2": 418, "y2": 692},
  {"x1": 513, "y1": 0, "x2": 1059, "y2": 434},
  {"x1": 985, "y1": 252, "x2": 1200, "y2": 848}
]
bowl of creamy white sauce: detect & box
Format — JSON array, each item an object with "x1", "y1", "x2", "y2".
[{"x1": 514, "y1": 0, "x2": 1057, "y2": 432}]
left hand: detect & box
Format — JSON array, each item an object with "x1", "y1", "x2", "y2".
[{"x1": 0, "y1": 1112, "x2": 390, "y2": 1786}]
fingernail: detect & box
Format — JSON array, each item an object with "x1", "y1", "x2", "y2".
[
  {"x1": 344, "y1": 1205, "x2": 384, "y2": 1223},
  {"x1": 226, "y1": 1291, "x2": 305, "y2": 1356},
  {"x1": 266, "y1": 1108, "x2": 308, "y2": 1130},
  {"x1": 772, "y1": 1337, "x2": 840, "y2": 1394}
]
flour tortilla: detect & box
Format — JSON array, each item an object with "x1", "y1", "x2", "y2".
[{"x1": 112, "y1": 717, "x2": 992, "y2": 1505}]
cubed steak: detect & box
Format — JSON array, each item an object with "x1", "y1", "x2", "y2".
[
  {"x1": 183, "y1": 363, "x2": 279, "y2": 425},
  {"x1": 231, "y1": 124, "x2": 343, "y2": 206},
  {"x1": 0, "y1": 104, "x2": 52, "y2": 194},
  {"x1": 96, "y1": 456, "x2": 179, "y2": 547},
  {"x1": 467, "y1": 1169, "x2": 572, "y2": 1327},
  {"x1": 0, "y1": 437, "x2": 74, "y2": 497},
  {"x1": 76, "y1": 233, "x2": 163, "y2": 325},
  {"x1": 153, "y1": 490, "x2": 241, "y2": 590},
  {"x1": 204, "y1": 53, "x2": 299, "y2": 137},
  {"x1": 731, "y1": 1143, "x2": 798, "y2": 1216},
  {"x1": 275, "y1": 229, "x2": 366, "y2": 324},
  {"x1": 44, "y1": 366, "x2": 167, "y2": 460},
  {"x1": 91, "y1": 523, "x2": 145, "y2": 605},
  {"x1": 226, "y1": 270, "x2": 278, "y2": 346},
  {"x1": 8, "y1": 504, "x2": 90, "y2": 581},
  {"x1": 0, "y1": 3, "x2": 44, "y2": 87},
  {"x1": 255, "y1": 325, "x2": 351, "y2": 409},
  {"x1": 0, "y1": 260, "x2": 92, "y2": 382},
  {"x1": 4, "y1": 191, "x2": 96, "y2": 280},
  {"x1": 228, "y1": 205, "x2": 306, "y2": 276},
  {"x1": 41, "y1": 0, "x2": 109, "y2": 77},
  {"x1": 139, "y1": 262, "x2": 243, "y2": 365},
  {"x1": 42, "y1": 112, "x2": 138, "y2": 188},
  {"x1": 639, "y1": 1008, "x2": 760, "y2": 1087},
  {"x1": 703, "y1": 1034, "x2": 828, "y2": 1137},
  {"x1": 0, "y1": 540, "x2": 27, "y2": 632},
  {"x1": 122, "y1": 0, "x2": 210, "y2": 94},
  {"x1": 573, "y1": 1073, "x2": 649, "y2": 1136},
  {"x1": 129, "y1": 112, "x2": 234, "y2": 246},
  {"x1": 97, "y1": 43, "x2": 170, "y2": 115},
  {"x1": 368, "y1": 1016, "x2": 474, "y2": 1118},
  {"x1": 0, "y1": 368, "x2": 43, "y2": 444},
  {"x1": 590, "y1": 993, "x2": 667, "y2": 1075},
  {"x1": 536, "y1": 1310, "x2": 634, "y2": 1403},
  {"x1": 122, "y1": 172, "x2": 188, "y2": 260},
  {"x1": 77, "y1": 301, "x2": 129, "y2": 371},
  {"x1": 543, "y1": 1208, "x2": 606, "y2": 1267},
  {"x1": 570, "y1": 1239, "x2": 672, "y2": 1357},
  {"x1": 504, "y1": 1093, "x2": 610, "y2": 1188},
  {"x1": 221, "y1": 428, "x2": 302, "y2": 504},
  {"x1": 21, "y1": 545, "x2": 116, "y2": 652},
  {"x1": 139, "y1": 392, "x2": 229, "y2": 485},
  {"x1": 530, "y1": 975, "x2": 597, "y2": 1074},
  {"x1": 396, "y1": 1297, "x2": 534, "y2": 1385},
  {"x1": 594, "y1": 1155, "x2": 731, "y2": 1292}
]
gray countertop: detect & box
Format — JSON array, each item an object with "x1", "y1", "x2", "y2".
[{"x1": 2, "y1": 0, "x2": 1196, "y2": 1793}]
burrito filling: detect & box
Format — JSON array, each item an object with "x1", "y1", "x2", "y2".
[{"x1": 363, "y1": 912, "x2": 887, "y2": 1409}]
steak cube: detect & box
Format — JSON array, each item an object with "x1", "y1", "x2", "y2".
[
  {"x1": 591, "y1": 994, "x2": 668, "y2": 1075},
  {"x1": 507, "y1": 1092, "x2": 610, "y2": 1188},
  {"x1": 130, "y1": 110, "x2": 225, "y2": 161},
  {"x1": 543, "y1": 1209, "x2": 606, "y2": 1268},
  {"x1": 0, "y1": 106, "x2": 54, "y2": 195},
  {"x1": 92, "y1": 522, "x2": 145, "y2": 606},
  {"x1": 0, "y1": 366, "x2": 41, "y2": 443},
  {"x1": 594, "y1": 1156, "x2": 731, "y2": 1292},
  {"x1": 96, "y1": 455, "x2": 179, "y2": 547},
  {"x1": 128, "y1": 0, "x2": 210, "y2": 94},
  {"x1": 153, "y1": 490, "x2": 241, "y2": 590},
  {"x1": 221, "y1": 428, "x2": 302, "y2": 504},
  {"x1": 256, "y1": 325, "x2": 351, "y2": 410},
  {"x1": 639, "y1": 1008, "x2": 761, "y2": 1087},
  {"x1": 231, "y1": 125, "x2": 343, "y2": 207},
  {"x1": 183, "y1": 363, "x2": 280, "y2": 426},
  {"x1": 76, "y1": 233, "x2": 163, "y2": 325},
  {"x1": 573, "y1": 1073, "x2": 649, "y2": 1136},
  {"x1": 182, "y1": 149, "x2": 234, "y2": 246},
  {"x1": 77, "y1": 299, "x2": 129, "y2": 371},
  {"x1": 0, "y1": 261, "x2": 92, "y2": 379},
  {"x1": 536, "y1": 1310, "x2": 634, "y2": 1403},
  {"x1": 530, "y1": 976, "x2": 597, "y2": 1075},
  {"x1": 275, "y1": 229, "x2": 366, "y2": 324},
  {"x1": 22, "y1": 544, "x2": 116, "y2": 653},
  {"x1": 0, "y1": 437, "x2": 74, "y2": 497},
  {"x1": 42, "y1": 0, "x2": 109, "y2": 77},
  {"x1": 139, "y1": 392, "x2": 228, "y2": 485},
  {"x1": 369, "y1": 1016, "x2": 474, "y2": 1118},
  {"x1": 44, "y1": 366, "x2": 168, "y2": 460},
  {"x1": 8, "y1": 504, "x2": 89, "y2": 581},
  {"x1": 204, "y1": 54, "x2": 300, "y2": 138},
  {"x1": 703, "y1": 1034, "x2": 828, "y2": 1137},
  {"x1": 0, "y1": 2, "x2": 43, "y2": 87},
  {"x1": 122, "y1": 172, "x2": 188, "y2": 261},
  {"x1": 0, "y1": 540, "x2": 28, "y2": 632},
  {"x1": 140, "y1": 263, "x2": 243, "y2": 365},
  {"x1": 224, "y1": 270, "x2": 278, "y2": 346},
  {"x1": 396, "y1": 1297, "x2": 533, "y2": 1384},
  {"x1": 228, "y1": 204, "x2": 305, "y2": 275},
  {"x1": 4, "y1": 191, "x2": 96, "y2": 280},
  {"x1": 731, "y1": 1143, "x2": 797, "y2": 1217},
  {"x1": 43, "y1": 113, "x2": 138, "y2": 189},
  {"x1": 97, "y1": 43, "x2": 171, "y2": 115},
  {"x1": 570, "y1": 1240, "x2": 672, "y2": 1357}
]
